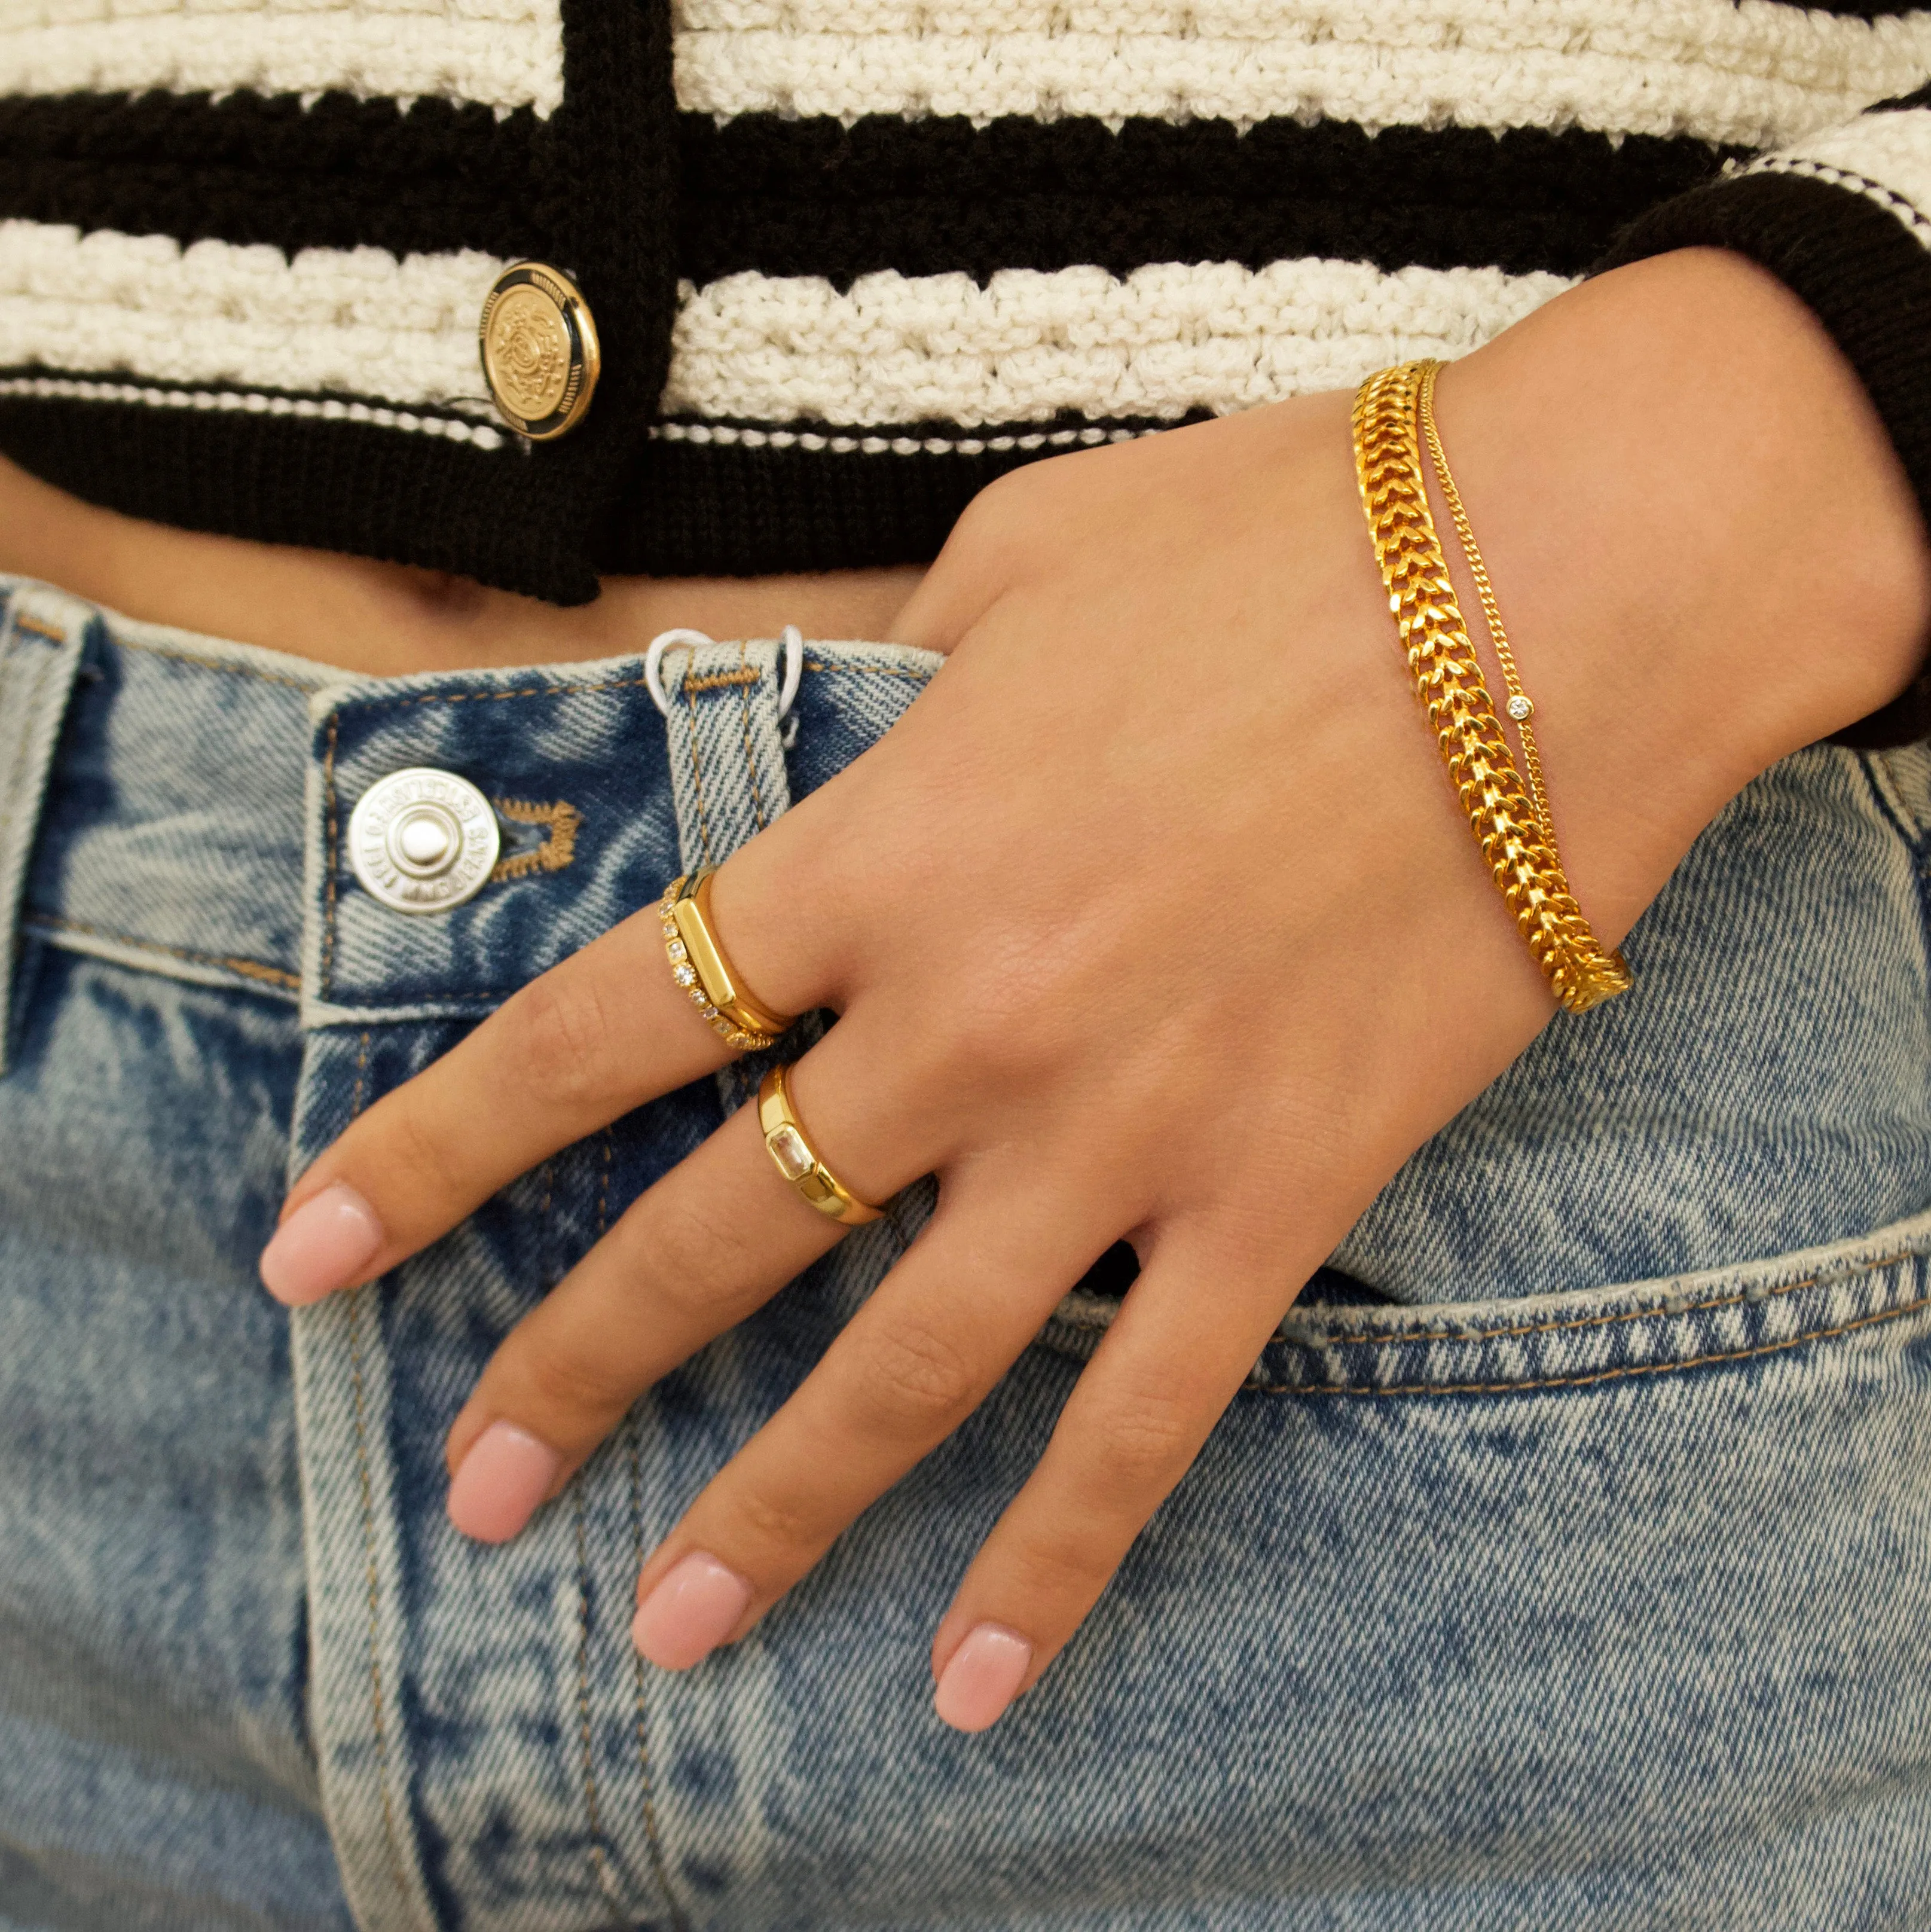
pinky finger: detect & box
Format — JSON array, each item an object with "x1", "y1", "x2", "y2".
[{"x1": 928, "y1": 1237, "x2": 1290, "y2": 1732}]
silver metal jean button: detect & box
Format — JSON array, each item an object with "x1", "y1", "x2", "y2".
[{"x1": 347, "y1": 768, "x2": 500, "y2": 914}]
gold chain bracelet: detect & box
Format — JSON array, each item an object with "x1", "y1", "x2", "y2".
[{"x1": 1351, "y1": 359, "x2": 1631, "y2": 1014}]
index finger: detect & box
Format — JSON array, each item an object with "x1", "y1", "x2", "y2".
[{"x1": 258, "y1": 865, "x2": 830, "y2": 1305}]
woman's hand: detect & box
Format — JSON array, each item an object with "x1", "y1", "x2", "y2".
[{"x1": 259, "y1": 248, "x2": 1929, "y2": 1730}]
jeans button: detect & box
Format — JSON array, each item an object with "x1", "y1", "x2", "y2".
[{"x1": 347, "y1": 768, "x2": 501, "y2": 914}]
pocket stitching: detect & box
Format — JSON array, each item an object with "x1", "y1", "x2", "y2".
[
  {"x1": 1255, "y1": 1269, "x2": 1930, "y2": 1399},
  {"x1": 1277, "y1": 1242, "x2": 1921, "y2": 1354}
]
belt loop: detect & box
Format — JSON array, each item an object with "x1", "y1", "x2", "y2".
[
  {"x1": 0, "y1": 583, "x2": 93, "y2": 1073},
  {"x1": 656, "y1": 634, "x2": 799, "y2": 1116},
  {"x1": 657, "y1": 634, "x2": 795, "y2": 875}
]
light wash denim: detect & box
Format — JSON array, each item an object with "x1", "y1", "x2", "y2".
[{"x1": 4, "y1": 572, "x2": 1931, "y2": 1932}]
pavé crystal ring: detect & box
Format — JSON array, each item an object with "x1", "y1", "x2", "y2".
[
  {"x1": 756, "y1": 1063, "x2": 885, "y2": 1225},
  {"x1": 659, "y1": 869, "x2": 796, "y2": 1052}
]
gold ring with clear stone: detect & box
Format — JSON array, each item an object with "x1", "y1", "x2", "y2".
[
  {"x1": 658, "y1": 869, "x2": 796, "y2": 1052},
  {"x1": 756, "y1": 1063, "x2": 885, "y2": 1225}
]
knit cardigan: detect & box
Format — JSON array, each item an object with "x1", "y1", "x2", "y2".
[{"x1": 4, "y1": 1, "x2": 1931, "y2": 737}]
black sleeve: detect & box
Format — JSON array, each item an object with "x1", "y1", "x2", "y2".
[{"x1": 1596, "y1": 106, "x2": 1931, "y2": 747}]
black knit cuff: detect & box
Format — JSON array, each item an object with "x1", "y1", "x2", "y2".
[{"x1": 1596, "y1": 166, "x2": 1931, "y2": 748}]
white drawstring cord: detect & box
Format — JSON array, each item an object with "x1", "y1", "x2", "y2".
[
  {"x1": 644, "y1": 624, "x2": 804, "y2": 724},
  {"x1": 777, "y1": 622, "x2": 804, "y2": 720}
]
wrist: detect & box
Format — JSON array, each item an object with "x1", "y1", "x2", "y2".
[{"x1": 1433, "y1": 247, "x2": 1931, "y2": 935}]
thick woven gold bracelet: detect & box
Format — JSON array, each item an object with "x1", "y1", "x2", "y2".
[{"x1": 1351, "y1": 359, "x2": 1631, "y2": 1014}]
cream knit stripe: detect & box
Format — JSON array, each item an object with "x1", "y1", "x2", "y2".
[
  {"x1": 1747, "y1": 109, "x2": 1931, "y2": 249},
  {"x1": 0, "y1": 0, "x2": 564, "y2": 114},
  {"x1": 676, "y1": 0, "x2": 1931, "y2": 91},
  {"x1": 673, "y1": 0, "x2": 1931, "y2": 144},
  {"x1": 677, "y1": 0, "x2": 1915, "y2": 58},
  {"x1": 0, "y1": 223, "x2": 508, "y2": 413},
  {"x1": 661, "y1": 259, "x2": 1576, "y2": 428},
  {"x1": 0, "y1": 373, "x2": 508, "y2": 447}
]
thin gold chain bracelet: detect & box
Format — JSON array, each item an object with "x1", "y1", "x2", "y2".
[
  {"x1": 1351, "y1": 358, "x2": 1631, "y2": 1015},
  {"x1": 1413, "y1": 359, "x2": 1556, "y2": 853}
]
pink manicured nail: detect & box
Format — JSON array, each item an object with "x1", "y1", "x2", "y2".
[
  {"x1": 447, "y1": 1421, "x2": 563, "y2": 1544},
  {"x1": 631, "y1": 1553, "x2": 753, "y2": 1671},
  {"x1": 934, "y1": 1624, "x2": 1032, "y2": 1733},
  {"x1": 259, "y1": 1182, "x2": 384, "y2": 1305}
]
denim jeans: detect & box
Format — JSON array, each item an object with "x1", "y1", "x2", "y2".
[{"x1": 4, "y1": 573, "x2": 1931, "y2": 1932}]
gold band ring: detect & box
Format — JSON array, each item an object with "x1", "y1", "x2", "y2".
[
  {"x1": 659, "y1": 869, "x2": 798, "y2": 1051},
  {"x1": 757, "y1": 1064, "x2": 885, "y2": 1225}
]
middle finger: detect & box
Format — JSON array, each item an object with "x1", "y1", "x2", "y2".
[{"x1": 441, "y1": 1028, "x2": 948, "y2": 1540}]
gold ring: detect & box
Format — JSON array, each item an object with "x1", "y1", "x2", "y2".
[
  {"x1": 659, "y1": 869, "x2": 797, "y2": 1052},
  {"x1": 757, "y1": 1064, "x2": 885, "y2": 1225}
]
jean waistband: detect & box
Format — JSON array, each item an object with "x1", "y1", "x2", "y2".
[{"x1": 0, "y1": 576, "x2": 942, "y2": 1062}]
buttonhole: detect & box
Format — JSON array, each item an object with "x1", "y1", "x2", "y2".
[{"x1": 489, "y1": 797, "x2": 582, "y2": 882}]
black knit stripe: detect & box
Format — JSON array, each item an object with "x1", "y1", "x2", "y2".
[
  {"x1": 680, "y1": 114, "x2": 1738, "y2": 285},
  {"x1": 0, "y1": 91, "x2": 550, "y2": 260},
  {"x1": 1598, "y1": 166, "x2": 1931, "y2": 749},
  {"x1": 0, "y1": 93, "x2": 1736, "y2": 282},
  {"x1": 1875, "y1": 80, "x2": 1931, "y2": 111}
]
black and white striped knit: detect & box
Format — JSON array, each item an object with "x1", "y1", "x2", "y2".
[{"x1": 4, "y1": 1, "x2": 1931, "y2": 735}]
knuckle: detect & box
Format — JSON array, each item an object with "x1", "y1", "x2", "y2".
[
  {"x1": 498, "y1": 972, "x2": 624, "y2": 1118},
  {"x1": 946, "y1": 468, "x2": 1041, "y2": 572},
  {"x1": 992, "y1": 1529, "x2": 1114, "y2": 1614},
  {"x1": 512, "y1": 1338, "x2": 637, "y2": 1430},
  {"x1": 847, "y1": 1313, "x2": 983, "y2": 1435},
  {"x1": 641, "y1": 1189, "x2": 770, "y2": 1326},
  {"x1": 1083, "y1": 1395, "x2": 1202, "y2": 1498},
  {"x1": 721, "y1": 1479, "x2": 825, "y2": 1565},
  {"x1": 375, "y1": 1093, "x2": 469, "y2": 1209},
  {"x1": 939, "y1": 985, "x2": 1045, "y2": 1085}
]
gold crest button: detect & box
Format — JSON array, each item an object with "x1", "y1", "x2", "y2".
[{"x1": 479, "y1": 261, "x2": 600, "y2": 440}]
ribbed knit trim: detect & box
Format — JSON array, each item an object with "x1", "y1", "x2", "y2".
[
  {"x1": 506, "y1": 0, "x2": 677, "y2": 596},
  {"x1": 0, "y1": 387, "x2": 562, "y2": 589},
  {"x1": 679, "y1": 114, "x2": 1735, "y2": 287},
  {"x1": 1597, "y1": 166, "x2": 1931, "y2": 747},
  {"x1": 610, "y1": 428, "x2": 1049, "y2": 575}
]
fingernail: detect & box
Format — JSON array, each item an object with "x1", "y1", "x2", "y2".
[
  {"x1": 259, "y1": 1182, "x2": 384, "y2": 1305},
  {"x1": 934, "y1": 1623, "x2": 1032, "y2": 1733},
  {"x1": 447, "y1": 1421, "x2": 563, "y2": 1544},
  {"x1": 631, "y1": 1552, "x2": 753, "y2": 1671}
]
